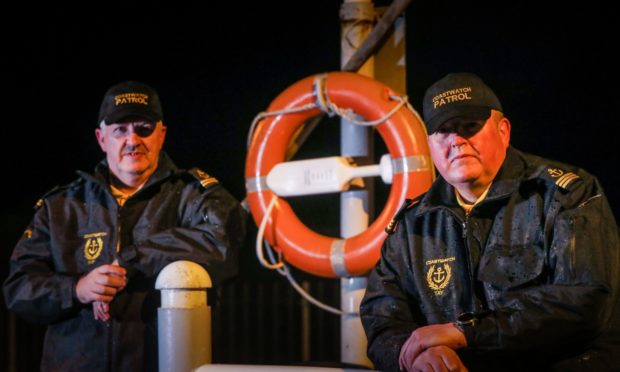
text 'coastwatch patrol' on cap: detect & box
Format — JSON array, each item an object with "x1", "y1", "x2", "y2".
[
  {"x1": 422, "y1": 72, "x2": 502, "y2": 134},
  {"x1": 98, "y1": 81, "x2": 163, "y2": 125}
]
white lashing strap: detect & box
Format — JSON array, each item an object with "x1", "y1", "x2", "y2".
[
  {"x1": 245, "y1": 176, "x2": 269, "y2": 193},
  {"x1": 313, "y1": 73, "x2": 332, "y2": 115},
  {"x1": 392, "y1": 155, "x2": 432, "y2": 174},
  {"x1": 330, "y1": 239, "x2": 349, "y2": 277}
]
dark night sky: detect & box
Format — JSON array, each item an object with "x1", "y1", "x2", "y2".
[
  {"x1": 2, "y1": 0, "x2": 619, "y2": 284},
  {"x1": 1, "y1": 1, "x2": 619, "y2": 368}
]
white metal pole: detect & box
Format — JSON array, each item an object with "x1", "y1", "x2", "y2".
[{"x1": 339, "y1": 0, "x2": 374, "y2": 368}]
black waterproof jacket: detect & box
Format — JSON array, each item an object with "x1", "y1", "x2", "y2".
[
  {"x1": 361, "y1": 147, "x2": 620, "y2": 371},
  {"x1": 3, "y1": 152, "x2": 246, "y2": 371}
]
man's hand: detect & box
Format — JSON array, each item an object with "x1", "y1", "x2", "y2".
[
  {"x1": 76, "y1": 263, "x2": 127, "y2": 304},
  {"x1": 406, "y1": 345, "x2": 468, "y2": 372},
  {"x1": 93, "y1": 301, "x2": 110, "y2": 322},
  {"x1": 399, "y1": 323, "x2": 467, "y2": 371}
]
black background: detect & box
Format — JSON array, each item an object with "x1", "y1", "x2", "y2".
[{"x1": 2, "y1": 0, "x2": 619, "y2": 369}]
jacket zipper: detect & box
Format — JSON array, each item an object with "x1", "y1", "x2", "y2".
[
  {"x1": 462, "y1": 215, "x2": 468, "y2": 239},
  {"x1": 113, "y1": 204, "x2": 123, "y2": 370},
  {"x1": 444, "y1": 207, "x2": 476, "y2": 313},
  {"x1": 106, "y1": 204, "x2": 122, "y2": 372},
  {"x1": 460, "y1": 211, "x2": 477, "y2": 313}
]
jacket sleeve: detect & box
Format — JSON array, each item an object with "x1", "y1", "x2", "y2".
[
  {"x1": 467, "y1": 177, "x2": 620, "y2": 357},
  {"x1": 3, "y1": 203, "x2": 81, "y2": 325},
  {"x1": 118, "y1": 184, "x2": 247, "y2": 286},
  {"x1": 360, "y1": 221, "x2": 420, "y2": 372}
]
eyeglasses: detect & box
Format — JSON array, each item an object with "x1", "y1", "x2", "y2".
[{"x1": 107, "y1": 122, "x2": 157, "y2": 138}]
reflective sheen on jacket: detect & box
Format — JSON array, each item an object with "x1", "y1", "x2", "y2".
[
  {"x1": 3, "y1": 152, "x2": 247, "y2": 371},
  {"x1": 361, "y1": 147, "x2": 620, "y2": 372}
]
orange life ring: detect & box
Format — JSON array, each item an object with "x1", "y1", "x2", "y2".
[{"x1": 245, "y1": 72, "x2": 433, "y2": 278}]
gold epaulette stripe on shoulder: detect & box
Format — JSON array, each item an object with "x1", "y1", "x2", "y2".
[
  {"x1": 200, "y1": 177, "x2": 218, "y2": 188},
  {"x1": 194, "y1": 169, "x2": 219, "y2": 188},
  {"x1": 385, "y1": 219, "x2": 399, "y2": 235},
  {"x1": 385, "y1": 198, "x2": 421, "y2": 235},
  {"x1": 555, "y1": 172, "x2": 579, "y2": 189}
]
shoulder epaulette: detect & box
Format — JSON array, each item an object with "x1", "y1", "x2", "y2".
[
  {"x1": 34, "y1": 185, "x2": 62, "y2": 209},
  {"x1": 22, "y1": 227, "x2": 33, "y2": 239},
  {"x1": 33, "y1": 198, "x2": 44, "y2": 210},
  {"x1": 34, "y1": 178, "x2": 84, "y2": 210},
  {"x1": 541, "y1": 167, "x2": 581, "y2": 191},
  {"x1": 385, "y1": 197, "x2": 422, "y2": 235},
  {"x1": 189, "y1": 168, "x2": 219, "y2": 189}
]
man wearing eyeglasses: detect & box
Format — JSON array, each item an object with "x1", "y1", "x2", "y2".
[{"x1": 3, "y1": 81, "x2": 246, "y2": 371}]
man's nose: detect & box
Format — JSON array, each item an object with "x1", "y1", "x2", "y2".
[
  {"x1": 449, "y1": 132, "x2": 467, "y2": 147},
  {"x1": 125, "y1": 128, "x2": 142, "y2": 143}
]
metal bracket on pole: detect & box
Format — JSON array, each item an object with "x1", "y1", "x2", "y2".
[
  {"x1": 284, "y1": 0, "x2": 412, "y2": 162},
  {"x1": 342, "y1": 0, "x2": 412, "y2": 73}
]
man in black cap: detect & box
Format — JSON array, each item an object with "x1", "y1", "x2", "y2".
[
  {"x1": 361, "y1": 73, "x2": 620, "y2": 371},
  {"x1": 3, "y1": 81, "x2": 246, "y2": 371}
]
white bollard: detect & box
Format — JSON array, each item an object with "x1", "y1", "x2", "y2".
[{"x1": 156, "y1": 260, "x2": 212, "y2": 372}]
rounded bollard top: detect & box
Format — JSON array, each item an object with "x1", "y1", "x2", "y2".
[{"x1": 155, "y1": 260, "x2": 212, "y2": 290}]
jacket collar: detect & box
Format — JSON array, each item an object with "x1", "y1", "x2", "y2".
[{"x1": 417, "y1": 146, "x2": 527, "y2": 215}]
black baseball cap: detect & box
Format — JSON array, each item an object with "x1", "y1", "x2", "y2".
[
  {"x1": 98, "y1": 81, "x2": 163, "y2": 125},
  {"x1": 422, "y1": 73, "x2": 502, "y2": 134}
]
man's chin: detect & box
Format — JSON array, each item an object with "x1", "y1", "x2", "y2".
[
  {"x1": 119, "y1": 166, "x2": 149, "y2": 176},
  {"x1": 447, "y1": 172, "x2": 481, "y2": 185}
]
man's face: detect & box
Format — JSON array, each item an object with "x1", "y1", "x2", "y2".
[
  {"x1": 427, "y1": 110, "x2": 510, "y2": 190},
  {"x1": 95, "y1": 120, "x2": 167, "y2": 184}
]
